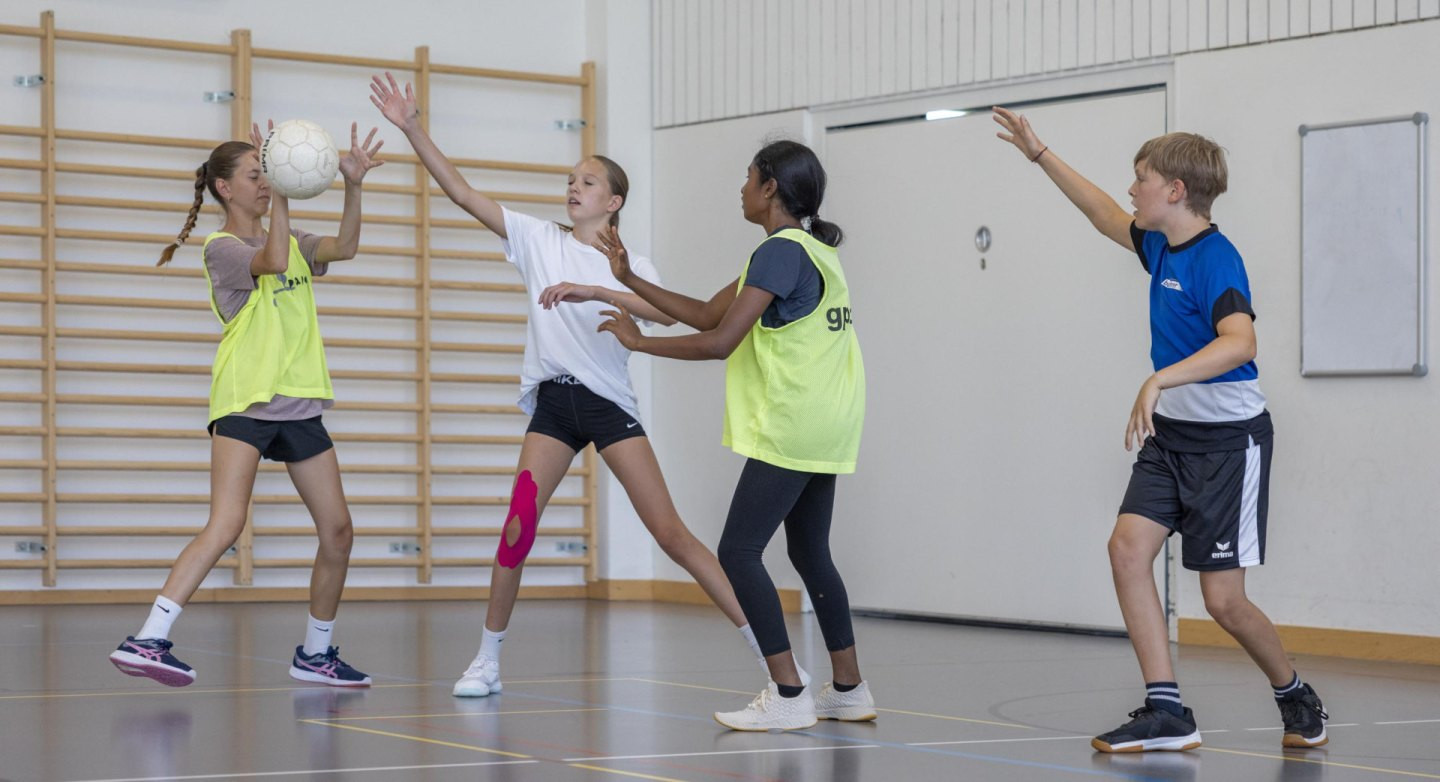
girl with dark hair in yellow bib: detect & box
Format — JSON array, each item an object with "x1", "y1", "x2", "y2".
[
  {"x1": 592, "y1": 140, "x2": 872, "y2": 731},
  {"x1": 108, "y1": 121, "x2": 384, "y2": 688}
]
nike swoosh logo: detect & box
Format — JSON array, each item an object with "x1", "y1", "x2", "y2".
[
  {"x1": 315, "y1": 627, "x2": 331, "y2": 633},
  {"x1": 626, "y1": 422, "x2": 639, "y2": 429},
  {"x1": 159, "y1": 607, "x2": 171, "y2": 613}
]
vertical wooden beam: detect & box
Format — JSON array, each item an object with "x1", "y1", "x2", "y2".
[
  {"x1": 39, "y1": 11, "x2": 58, "y2": 587},
  {"x1": 580, "y1": 59, "x2": 597, "y2": 582},
  {"x1": 231, "y1": 29, "x2": 255, "y2": 586},
  {"x1": 580, "y1": 61, "x2": 597, "y2": 158},
  {"x1": 414, "y1": 46, "x2": 435, "y2": 584}
]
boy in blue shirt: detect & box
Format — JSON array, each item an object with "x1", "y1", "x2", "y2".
[{"x1": 993, "y1": 107, "x2": 1327, "y2": 753}]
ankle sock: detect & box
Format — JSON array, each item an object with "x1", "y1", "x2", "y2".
[
  {"x1": 303, "y1": 614, "x2": 335, "y2": 656},
  {"x1": 832, "y1": 681, "x2": 860, "y2": 693},
  {"x1": 1273, "y1": 672, "x2": 1303, "y2": 700},
  {"x1": 776, "y1": 683, "x2": 805, "y2": 699},
  {"x1": 1146, "y1": 681, "x2": 1185, "y2": 716},
  {"x1": 136, "y1": 595, "x2": 182, "y2": 641}
]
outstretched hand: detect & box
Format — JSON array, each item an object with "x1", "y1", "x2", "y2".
[
  {"x1": 992, "y1": 106, "x2": 1047, "y2": 161},
  {"x1": 338, "y1": 122, "x2": 386, "y2": 184},
  {"x1": 592, "y1": 225, "x2": 634, "y2": 286},
  {"x1": 369, "y1": 71, "x2": 420, "y2": 131},
  {"x1": 249, "y1": 119, "x2": 275, "y2": 150},
  {"x1": 538, "y1": 281, "x2": 599, "y2": 310},
  {"x1": 597, "y1": 303, "x2": 642, "y2": 350}
]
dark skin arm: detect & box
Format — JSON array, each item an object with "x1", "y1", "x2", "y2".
[
  {"x1": 591, "y1": 225, "x2": 739, "y2": 331},
  {"x1": 597, "y1": 285, "x2": 774, "y2": 361}
]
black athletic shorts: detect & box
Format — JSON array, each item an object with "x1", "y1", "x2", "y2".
[
  {"x1": 208, "y1": 415, "x2": 334, "y2": 463},
  {"x1": 1119, "y1": 435, "x2": 1271, "y2": 572},
  {"x1": 525, "y1": 376, "x2": 646, "y2": 452}
]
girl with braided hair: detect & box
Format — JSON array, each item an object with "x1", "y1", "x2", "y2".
[{"x1": 108, "y1": 121, "x2": 383, "y2": 688}]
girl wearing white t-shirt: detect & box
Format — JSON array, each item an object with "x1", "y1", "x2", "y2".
[{"x1": 371, "y1": 73, "x2": 792, "y2": 696}]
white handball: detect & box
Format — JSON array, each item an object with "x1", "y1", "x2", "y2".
[{"x1": 261, "y1": 119, "x2": 339, "y2": 199}]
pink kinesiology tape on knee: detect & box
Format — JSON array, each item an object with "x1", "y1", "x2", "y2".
[{"x1": 496, "y1": 470, "x2": 539, "y2": 569}]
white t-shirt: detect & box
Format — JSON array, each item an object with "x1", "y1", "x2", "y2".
[{"x1": 502, "y1": 208, "x2": 662, "y2": 422}]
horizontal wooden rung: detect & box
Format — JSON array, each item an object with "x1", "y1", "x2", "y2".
[
  {"x1": 57, "y1": 558, "x2": 239, "y2": 570},
  {"x1": 0, "y1": 392, "x2": 47, "y2": 403},
  {"x1": 0, "y1": 526, "x2": 46, "y2": 535},
  {"x1": 430, "y1": 465, "x2": 587, "y2": 476},
  {"x1": 431, "y1": 557, "x2": 589, "y2": 568},
  {"x1": 56, "y1": 460, "x2": 423, "y2": 474},
  {"x1": 0, "y1": 492, "x2": 46, "y2": 502},
  {"x1": 55, "y1": 493, "x2": 426, "y2": 505},
  {"x1": 0, "y1": 460, "x2": 47, "y2": 469}
]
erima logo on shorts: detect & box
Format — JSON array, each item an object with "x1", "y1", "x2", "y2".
[
  {"x1": 1211, "y1": 541, "x2": 1234, "y2": 559},
  {"x1": 1161, "y1": 278, "x2": 1183, "y2": 291}
]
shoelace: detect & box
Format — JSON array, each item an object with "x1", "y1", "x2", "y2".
[
  {"x1": 1280, "y1": 697, "x2": 1328, "y2": 724},
  {"x1": 462, "y1": 656, "x2": 497, "y2": 679},
  {"x1": 746, "y1": 688, "x2": 774, "y2": 712}
]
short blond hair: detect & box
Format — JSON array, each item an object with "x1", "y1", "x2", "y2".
[{"x1": 1134, "y1": 133, "x2": 1228, "y2": 219}]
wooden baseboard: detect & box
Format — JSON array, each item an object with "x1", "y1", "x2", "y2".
[
  {"x1": 588, "y1": 580, "x2": 802, "y2": 612},
  {"x1": 1178, "y1": 618, "x2": 1440, "y2": 667},
  {"x1": 0, "y1": 580, "x2": 803, "y2": 610}
]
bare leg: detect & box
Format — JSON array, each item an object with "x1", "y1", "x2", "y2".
[
  {"x1": 483, "y1": 433, "x2": 580, "y2": 633},
  {"x1": 1109, "y1": 514, "x2": 1175, "y2": 684},
  {"x1": 1198, "y1": 568, "x2": 1295, "y2": 686},
  {"x1": 600, "y1": 436, "x2": 749, "y2": 627},
  {"x1": 285, "y1": 448, "x2": 352, "y2": 622},
  {"x1": 158, "y1": 436, "x2": 262, "y2": 604}
]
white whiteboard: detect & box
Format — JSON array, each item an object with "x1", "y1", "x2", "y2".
[{"x1": 1300, "y1": 114, "x2": 1428, "y2": 376}]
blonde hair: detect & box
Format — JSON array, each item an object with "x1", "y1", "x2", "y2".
[{"x1": 1134, "y1": 133, "x2": 1228, "y2": 219}]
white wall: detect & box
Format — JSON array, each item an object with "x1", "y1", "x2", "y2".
[
  {"x1": 653, "y1": 0, "x2": 1440, "y2": 127},
  {"x1": 0, "y1": 0, "x2": 640, "y2": 591},
  {"x1": 1170, "y1": 19, "x2": 1440, "y2": 637}
]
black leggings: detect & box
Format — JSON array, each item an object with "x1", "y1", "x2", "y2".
[{"x1": 717, "y1": 458, "x2": 855, "y2": 657}]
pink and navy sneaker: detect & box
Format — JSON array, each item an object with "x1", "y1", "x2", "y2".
[
  {"x1": 289, "y1": 645, "x2": 371, "y2": 687},
  {"x1": 108, "y1": 636, "x2": 196, "y2": 687}
]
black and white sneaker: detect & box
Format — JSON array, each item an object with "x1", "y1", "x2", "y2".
[
  {"x1": 289, "y1": 646, "x2": 371, "y2": 687},
  {"x1": 1092, "y1": 699, "x2": 1202, "y2": 753},
  {"x1": 1278, "y1": 683, "x2": 1328, "y2": 748},
  {"x1": 108, "y1": 636, "x2": 196, "y2": 687}
]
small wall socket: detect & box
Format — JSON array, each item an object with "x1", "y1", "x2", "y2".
[
  {"x1": 14, "y1": 541, "x2": 46, "y2": 554},
  {"x1": 554, "y1": 541, "x2": 587, "y2": 554},
  {"x1": 389, "y1": 542, "x2": 422, "y2": 555}
]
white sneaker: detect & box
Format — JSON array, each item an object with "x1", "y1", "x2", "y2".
[
  {"x1": 452, "y1": 655, "x2": 501, "y2": 697},
  {"x1": 814, "y1": 681, "x2": 877, "y2": 721},
  {"x1": 755, "y1": 654, "x2": 812, "y2": 687},
  {"x1": 714, "y1": 681, "x2": 817, "y2": 731}
]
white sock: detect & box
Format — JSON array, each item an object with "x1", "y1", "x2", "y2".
[
  {"x1": 739, "y1": 624, "x2": 762, "y2": 658},
  {"x1": 136, "y1": 596, "x2": 182, "y2": 641},
  {"x1": 740, "y1": 624, "x2": 811, "y2": 686},
  {"x1": 303, "y1": 614, "x2": 335, "y2": 656},
  {"x1": 479, "y1": 627, "x2": 506, "y2": 661}
]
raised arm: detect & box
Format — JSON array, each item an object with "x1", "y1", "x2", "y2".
[
  {"x1": 591, "y1": 225, "x2": 739, "y2": 331},
  {"x1": 993, "y1": 106, "x2": 1135, "y2": 252},
  {"x1": 370, "y1": 72, "x2": 507, "y2": 238},
  {"x1": 315, "y1": 122, "x2": 385, "y2": 263}
]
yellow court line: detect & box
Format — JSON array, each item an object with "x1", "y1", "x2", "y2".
[
  {"x1": 875, "y1": 707, "x2": 1031, "y2": 729},
  {"x1": 568, "y1": 762, "x2": 689, "y2": 782},
  {"x1": 0, "y1": 682, "x2": 427, "y2": 701},
  {"x1": 299, "y1": 719, "x2": 532, "y2": 759},
  {"x1": 1200, "y1": 747, "x2": 1440, "y2": 779},
  {"x1": 314, "y1": 707, "x2": 607, "y2": 722},
  {"x1": 624, "y1": 677, "x2": 754, "y2": 696}
]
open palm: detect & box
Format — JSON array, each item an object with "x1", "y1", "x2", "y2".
[
  {"x1": 338, "y1": 122, "x2": 385, "y2": 184},
  {"x1": 369, "y1": 71, "x2": 419, "y2": 131}
]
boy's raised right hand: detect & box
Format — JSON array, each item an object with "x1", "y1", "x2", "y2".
[
  {"x1": 369, "y1": 72, "x2": 420, "y2": 132},
  {"x1": 993, "y1": 107, "x2": 1046, "y2": 161}
]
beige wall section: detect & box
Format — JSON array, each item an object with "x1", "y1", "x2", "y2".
[
  {"x1": 1170, "y1": 19, "x2": 1440, "y2": 638},
  {"x1": 649, "y1": 110, "x2": 813, "y2": 591}
]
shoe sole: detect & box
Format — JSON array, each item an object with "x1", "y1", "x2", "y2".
[
  {"x1": 1092, "y1": 732, "x2": 1202, "y2": 753},
  {"x1": 108, "y1": 651, "x2": 195, "y2": 688},
  {"x1": 289, "y1": 667, "x2": 371, "y2": 687},
  {"x1": 713, "y1": 713, "x2": 818, "y2": 732},
  {"x1": 1282, "y1": 728, "x2": 1328, "y2": 748},
  {"x1": 453, "y1": 681, "x2": 502, "y2": 698},
  {"x1": 818, "y1": 708, "x2": 878, "y2": 721}
]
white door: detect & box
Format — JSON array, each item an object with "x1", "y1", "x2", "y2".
[{"x1": 822, "y1": 89, "x2": 1167, "y2": 629}]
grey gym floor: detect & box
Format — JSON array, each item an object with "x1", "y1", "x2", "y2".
[{"x1": 2, "y1": 601, "x2": 1437, "y2": 781}]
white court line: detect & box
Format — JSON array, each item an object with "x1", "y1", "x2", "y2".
[
  {"x1": 66, "y1": 759, "x2": 538, "y2": 782},
  {"x1": 1376, "y1": 719, "x2": 1440, "y2": 725},
  {"x1": 1199, "y1": 729, "x2": 1231, "y2": 734},
  {"x1": 906, "y1": 735, "x2": 1091, "y2": 747},
  {"x1": 563, "y1": 744, "x2": 876, "y2": 763}
]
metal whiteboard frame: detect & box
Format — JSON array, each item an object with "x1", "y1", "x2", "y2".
[{"x1": 1298, "y1": 112, "x2": 1429, "y2": 377}]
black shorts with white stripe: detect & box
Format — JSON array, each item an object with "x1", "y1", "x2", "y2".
[{"x1": 1118, "y1": 435, "x2": 1271, "y2": 571}]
